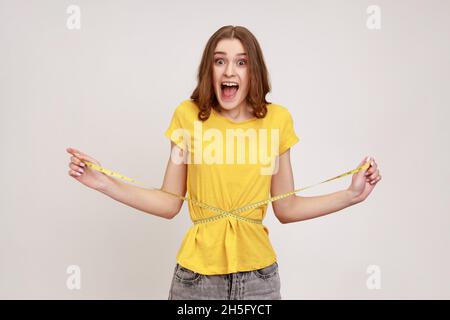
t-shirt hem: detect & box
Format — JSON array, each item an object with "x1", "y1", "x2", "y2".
[
  {"x1": 176, "y1": 256, "x2": 278, "y2": 276},
  {"x1": 279, "y1": 135, "x2": 300, "y2": 155},
  {"x1": 164, "y1": 128, "x2": 187, "y2": 151}
]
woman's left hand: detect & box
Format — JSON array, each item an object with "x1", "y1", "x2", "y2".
[{"x1": 347, "y1": 156, "x2": 382, "y2": 204}]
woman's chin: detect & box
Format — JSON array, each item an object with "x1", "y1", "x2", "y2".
[{"x1": 218, "y1": 95, "x2": 243, "y2": 110}]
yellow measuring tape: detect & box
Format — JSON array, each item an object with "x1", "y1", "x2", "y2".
[{"x1": 83, "y1": 160, "x2": 370, "y2": 225}]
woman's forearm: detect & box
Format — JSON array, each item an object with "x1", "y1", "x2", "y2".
[
  {"x1": 279, "y1": 189, "x2": 359, "y2": 223},
  {"x1": 95, "y1": 176, "x2": 182, "y2": 219}
]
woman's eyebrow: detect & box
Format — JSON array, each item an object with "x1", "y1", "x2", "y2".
[{"x1": 214, "y1": 51, "x2": 247, "y2": 56}]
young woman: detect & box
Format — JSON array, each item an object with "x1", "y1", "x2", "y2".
[{"x1": 66, "y1": 25, "x2": 381, "y2": 300}]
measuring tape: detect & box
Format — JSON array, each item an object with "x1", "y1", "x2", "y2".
[{"x1": 83, "y1": 160, "x2": 370, "y2": 224}]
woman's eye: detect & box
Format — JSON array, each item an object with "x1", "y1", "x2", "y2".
[{"x1": 214, "y1": 59, "x2": 246, "y2": 66}]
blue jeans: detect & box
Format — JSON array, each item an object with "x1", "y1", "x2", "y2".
[{"x1": 168, "y1": 261, "x2": 282, "y2": 300}]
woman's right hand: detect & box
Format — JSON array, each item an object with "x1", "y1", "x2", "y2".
[{"x1": 66, "y1": 147, "x2": 110, "y2": 190}]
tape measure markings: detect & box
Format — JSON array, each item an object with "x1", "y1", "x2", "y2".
[{"x1": 83, "y1": 160, "x2": 370, "y2": 225}]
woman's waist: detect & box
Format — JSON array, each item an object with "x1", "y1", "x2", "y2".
[{"x1": 187, "y1": 204, "x2": 267, "y2": 225}]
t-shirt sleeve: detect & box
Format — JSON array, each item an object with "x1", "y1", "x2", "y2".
[
  {"x1": 279, "y1": 109, "x2": 300, "y2": 155},
  {"x1": 164, "y1": 101, "x2": 189, "y2": 151}
]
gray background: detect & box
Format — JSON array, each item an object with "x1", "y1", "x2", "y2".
[{"x1": 1, "y1": 0, "x2": 449, "y2": 299}]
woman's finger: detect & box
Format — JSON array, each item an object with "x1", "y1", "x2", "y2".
[
  {"x1": 358, "y1": 156, "x2": 372, "y2": 177},
  {"x1": 372, "y1": 176, "x2": 381, "y2": 183},
  {"x1": 67, "y1": 148, "x2": 99, "y2": 165},
  {"x1": 69, "y1": 163, "x2": 84, "y2": 173},
  {"x1": 369, "y1": 169, "x2": 379, "y2": 180},
  {"x1": 73, "y1": 153, "x2": 94, "y2": 166},
  {"x1": 68, "y1": 169, "x2": 82, "y2": 177},
  {"x1": 67, "y1": 146, "x2": 87, "y2": 155},
  {"x1": 67, "y1": 147, "x2": 91, "y2": 161},
  {"x1": 370, "y1": 175, "x2": 381, "y2": 185},
  {"x1": 66, "y1": 147, "x2": 84, "y2": 157},
  {"x1": 365, "y1": 161, "x2": 377, "y2": 175},
  {"x1": 71, "y1": 156, "x2": 85, "y2": 167}
]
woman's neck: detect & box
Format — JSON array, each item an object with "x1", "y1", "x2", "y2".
[{"x1": 218, "y1": 102, "x2": 254, "y2": 121}]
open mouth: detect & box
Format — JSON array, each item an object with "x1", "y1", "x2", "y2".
[{"x1": 220, "y1": 82, "x2": 239, "y2": 101}]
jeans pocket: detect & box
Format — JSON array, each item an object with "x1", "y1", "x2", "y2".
[
  {"x1": 253, "y1": 262, "x2": 278, "y2": 280},
  {"x1": 174, "y1": 264, "x2": 202, "y2": 283}
]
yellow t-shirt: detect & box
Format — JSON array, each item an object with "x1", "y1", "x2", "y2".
[{"x1": 164, "y1": 99, "x2": 300, "y2": 275}]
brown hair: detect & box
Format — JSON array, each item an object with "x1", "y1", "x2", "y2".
[{"x1": 190, "y1": 25, "x2": 271, "y2": 121}]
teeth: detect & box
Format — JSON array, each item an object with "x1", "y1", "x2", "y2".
[{"x1": 221, "y1": 82, "x2": 239, "y2": 87}]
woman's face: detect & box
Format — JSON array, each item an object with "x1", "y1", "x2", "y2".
[{"x1": 212, "y1": 38, "x2": 249, "y2": 111}]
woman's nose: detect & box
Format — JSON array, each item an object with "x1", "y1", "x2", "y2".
[{"x1": 225, "y1": 62, "x2": 235, "y2": 76}]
